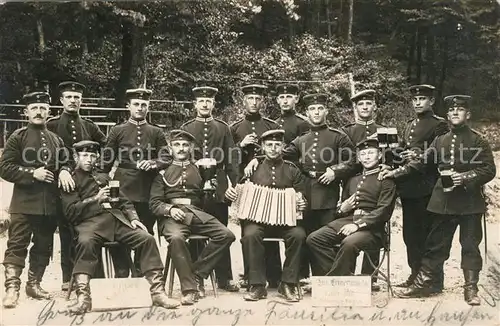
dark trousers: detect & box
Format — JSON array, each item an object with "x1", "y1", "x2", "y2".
[
  {"x1": 306, "y1": 217, "x2": 381, "y2": 276},
  {"x1": 191, "y1": 201, "x2": 233, "y2": 285},
  {"x1": 73, "y1": 214, "x2": 163, "y2": 276},
  {"x1": 241, "y1": 229, "x2": 282, "y2": 283},
  {"x1": 299, "y1": 209, "x2": 336, "y2": 277},
  {"x1": 112, "y1": 201, "x2": 157, "y2": 277},
  {"x1": 242, "y1": 221, "x2": 305, "y2": 286},
  {"x1": 421, "y1": 214, "x2": 483, "y2": 276},
  {"x1": 160, "y1": 216, "x2": 235, "y2": 293},
  {"x1": 57, "y1": 213, "x2": 74, "y2": 282},
  {"x1": 3, "y1": 214, "x2": 57, "y2": 269},
  {"x1": 401, "y1": 196, "x2": 436, "y2": 271}
]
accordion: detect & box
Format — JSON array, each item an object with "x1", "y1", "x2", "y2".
[{"x1": 229, "y1": 181, "x2": 304, "y2": 227}]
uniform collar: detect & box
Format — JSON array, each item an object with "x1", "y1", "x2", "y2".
[
  {"x1": 128, "y1": 118, "x2": 147, "y2": 126},
  {"x1": 244, "y1": 113, "x2": 262, "y2": 121},
  {"x1": 451, "y1": 124, "x2": 469, "y2": 134},
  {"x1": 363, "y1": 166, "x2": 380, "y2": 176},
  {"x1": 195, "y1": 116, "x2": 214, "y2": 123},
  {"x1": 416, "y1": 110, "x2": 434, "y2": 119},
  {"x1": 263, "y1": 157, "x2": 284, "y2": 167},
  {"x1": 62, "y1": 111, "x2": 80, "y2": 120},
  {"x1": 172, "y1": 160, "x2": 191, "y2": 167},
  {"x1": 356, "y1": 119, "x2": 374, "y2": 126},
  {"x1": 309, "y1": 123, "x2": 327, "y2": 131},
  {"x1": 27, "y1": 123, "x2": 47, "y2": 131},
  {"x1": 281, "y1": 109, "x2": 296, "y2": 118}
]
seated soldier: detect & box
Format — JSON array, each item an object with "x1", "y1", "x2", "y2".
[
  {"x1": 149, "y1": 130, "x2": 236, "y2": 306},
  {"x1": 61, "y1": 141, "x2": 179, "y2": 314},
  {"x1": 306, "y1": 138, "x2": 396, "y2": 276},
  {"x1": 226, "y1": 129, "x2": 308, "y2": 302}
]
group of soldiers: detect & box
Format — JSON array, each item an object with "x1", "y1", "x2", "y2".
[{"x1": 0, "y1": 80, "x2": 495, "y2": 312}]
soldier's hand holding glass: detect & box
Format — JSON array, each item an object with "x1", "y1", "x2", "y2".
[
  {"x1": 33, "y1": 167, "x2": 54, "y2": 183},
  {"x1": 451, "y1": 172, "x2": 466, "y2": 186},
  {"x1": 240, "y1": 133, "x2": 258, "y2": 147},
  {"x1": 296, "y1": 194, "x2": 307, "y2": 211},
  {"x1": 95, "y1": 186, "x2": 111, "y2": 204}
]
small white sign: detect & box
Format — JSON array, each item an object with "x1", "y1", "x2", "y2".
[
  {"x1": 311, "y1": 276, "x2": 372, "y2": 307},
  {"x1": 90, "y1": 278, "x2": 152, "y2": 311}
]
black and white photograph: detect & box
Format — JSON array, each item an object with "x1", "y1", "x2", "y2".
[{"x1": 0, "y1": 0, "x2": 499, "y2": 325}]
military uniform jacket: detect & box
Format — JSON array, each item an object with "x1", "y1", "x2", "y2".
[
  {"x1": 395, "y1": 111, "x2": 449, "y2": 198},
  {"x1": 0, "y1": 124, "x2": 68, "y2": 215},
  {"x1": 275, "y1": 110, "x2": 310, "y2": 145},
  {"x1": 247, "y1": 158, "x2": 306, "y2": 194},
  {"x1": 341, "y1": 120, "x2": 383, "y2": 146},
  {"x1": 284, "y1": 124, "x2": 356, "y2": 210},
  {"x1": 337, "y1": 168, "x2": 397, "y2": 238},
  {"x1": 47, "y1": 112, "x2": 106, "y2": 164},
  {"x1": 181, "y1": 116, "x2": 239, "y2": 202},
  {"x1": 101, "y1": 119, "x2": 168, "y2": 202},
  {"x1": 61, "y1": 169, "x2": 140, "y2": 238},
  {"x1": 149, "y1": 161, "x2": 215, "y2": 224},
  {"x1": 230, "y1": 113, "x2": 279, "y2": 177},
  {"x1": 399, "y1": 125, "x2": 495, "y2": 215}
]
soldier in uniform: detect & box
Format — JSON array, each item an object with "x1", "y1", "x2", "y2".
[
  {"x1": 244, "y1": 93, "x2": 357, "y2": 276},
  {"x1": 180, "y1": 86, "x2": 239, "y2": 292},
  {"x1": 1, "y1": 92, "x2": 72, "y2": 308},
  {"x1": 274, "y1": 84, "x2": 309, "y2": 144},
  {"x1": 379, "y1": 84, "x2": 448, "y2": 291},
  {"x1": 226, "y1": 129, "x2": 307, "y2": 302},
  {"x1": 101, "y1": 88, "x2": 168, "y2": 276},
  {"x1": 61, "y1": 140, "x2": 179, "y2": 314},
  {"x1": 306, "y1": 138, "x2": 397, "y2": 276},
  {"x1": 342, "y1": 89, "x2": 386, "y2": 290},
  {"x1": 149, "y1": 130, "x2": 236, "y2": 305},
  {"x1": 230, "y1": 84, "x2": 282, "y2": 288},
  {"x1": 47, "y1": 81, "x2": 108, "y2": 290},
  {"x1": 389, "y1": 95, "x2": 496, "y2": 305}
]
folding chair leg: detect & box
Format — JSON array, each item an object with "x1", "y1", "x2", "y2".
[
  {"x1": 209, "y1": 271, "x2": 218, "y2": 298},
  {"x1": 66, "y1": 274, "x2": 74, "y2": 301},
  {"x1": 101, "y1": 248, "x2": 108, "y2": 278},
  {"x1": 297, "y1": 283, "x2": 303, "y2": 300},
  {"x1": 162, "y1": 248, "x2": 171, "y2": 285},
  {"x1": 126, "y1": 250, "x2": 137, "y2": 278},
  {"x1": 167, "y1": 258, "x2": 175, "y2": 298}
]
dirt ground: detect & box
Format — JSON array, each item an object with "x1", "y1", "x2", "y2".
[{"x1": 1, "y1": 158, "x2": 500, "y2": 325}]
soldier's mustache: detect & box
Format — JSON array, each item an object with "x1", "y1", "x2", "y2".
[{"x1": 34, "y1": 115, "x2": 43, "y2": 119}]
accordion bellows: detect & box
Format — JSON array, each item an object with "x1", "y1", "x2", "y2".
[{"x1": 229, "y1": 181, "x2": 303, "y2": 227}]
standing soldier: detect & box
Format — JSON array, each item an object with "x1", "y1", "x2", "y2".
[
  {"x1": 47, "y1": 81, "x2": 107, "y2": 290},
  {"x1": 274, "y1": 84, "x2": 309, "y2": 144},
  {"x1": 1, "y1": 92, "x2": 73, "y2": 308},
  {"x1": 101, "y1": 88, "x2": 168, "y2": 275},
  {"x1": 388, "y1": 95, "x2": 496, "y2": 305},
  {"x1": 230, "y1": 84, "x2": 282, "y2": 288},
  {"x1": 380, "y1": 85, "x2": 448, "y2": 292},
  {"x1": 180, "y1": 86, "x2": 239, "y2": 292}
]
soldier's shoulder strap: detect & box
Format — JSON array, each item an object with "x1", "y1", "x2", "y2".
[
  {"x1": 230, "y1": 118, "x2": 244, "y2": 128},
  {"x1": 12, "y1": 126, "x2": 28, "y2": 136},
  {"x1": 263, "y1": 117, "x2": 278, "y2": 124},
  {"x1": 283, "y1": 160, "x2": 300, "y2": 170},
  {"x1": 342, "y1": 122, "x2": 356, "y2": 128},
  {"x1": 432, "y1": 114, "x2": 446, "y2": 121},
  {"x1": 81, "y1": 117, "x2": 99, "y2": 125},
  {"x1": 181, "y1": 118, "x2": 196, "y2": 127},
  {"x1": 214, "y1": 118, "x2": 229, "y2": 126},
  {"x1": 295, "y1": 113, "x2": 308, "y2": 121},
  {"x1": 328, "y1": 126, "x2": 345, "y2": 134},
  {"x1": 470, "y1": 128, "x2": 486, "y2": 138},
  {"x1": 46, "y1": 115, "x2": 61, "y2": 123}
]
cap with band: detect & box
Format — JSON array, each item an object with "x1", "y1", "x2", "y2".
[
  {"x1": 58, "y1": 81, "x2": 86, "y2": 94},
  {"x1": 261, "y1": 129, "x2": 285, "y2": 142},
  {"x1": 23, "y1": 92, "x2": 51, "y2": 105}
]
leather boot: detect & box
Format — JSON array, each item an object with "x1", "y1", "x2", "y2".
[
  {"x1": 243, "y1": 285, "x2": 267, "y2": 301},
  {"x1": 277, "y1": 282, "x2": 299, "y2": 302},
  {"x1": 25, "y1": 265, "x2": 52, "y2": 300},
  {"x1": 396, "y1": 269, "x2": 436, "y2": 298},
  {"x1": 196, "y1": 275, "x2": 206, "y2": 299},
  {"x1": 144, "y1": 269, "x2": 179, "y2": 309},
  {"x1": 463, "y1": 270, "x2": 481, "y2": 306},
  {"x1": 67, "y1": 274, "x2": 92, "y2": 315},
  {"x1": 3, "y1": 264, "x2": 22, "y2": 308},
  {"x1": 395, "y1": 269, "x2": 417, "y2": 287}
]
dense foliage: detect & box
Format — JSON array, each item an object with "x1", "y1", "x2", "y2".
[{"x1": 0, "y1": 0, "x2": 498, "y2": 130}]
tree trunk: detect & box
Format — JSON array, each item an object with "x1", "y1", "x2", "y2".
[
  {"x1": 416, "y1": 26, "x2": 423, "y2": 83},
  {"x1": 437, "y1": 36, "x2": 449, "y2": 116},
  {"x1": 80, "y1": 0, "x2": 88, "y2": 58},
  {"x1": 407, "y1": 27, "x2": 416, "y2": 81},
  {"x1": 337, "y1": 0, "x2": 344, "y2": 38},
  {"x1": 346, "y1": 0, "x2": 353, "y2": 43},
  {"x1": 426, "y1": 28, "x2": 436, "y2": 85},
  {"x1": 36, "y1": 12, "x2": 45, "y2": 55},
  {"x1": 115, "y1": 21, "x2": 146, "y2": 112},
  {"x1": 326, "y1": 0, "x2": 332, "y2": 39}
]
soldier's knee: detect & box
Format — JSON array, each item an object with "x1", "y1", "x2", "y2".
[
  {"x1": 167, "y1": 232, "x2": 186, "y2": 244},
  {"x1": 340, "y1": 237, "x2": 360, "y2": 252},
  {"x1": 77, "y1": 234, "x2": 100, "y2": 248},
  {"x1": 288, "y1": 227, "x2": 306, "y2": 242},
  {"x1": 223, "y1": 229, "x2": 236, "y2": 243}
]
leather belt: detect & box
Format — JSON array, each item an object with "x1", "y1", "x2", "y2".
[
  {"x1": 354, "y1": 209, "x2": 370, "y2": 216},
  {"x1": 169, "y1": 198, "x2": 192, "y2": 205},
  {"x1": 118, "y1": 163, "x2": 137, "y2": 169}
]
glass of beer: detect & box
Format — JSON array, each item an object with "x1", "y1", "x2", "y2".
[
  {"x1": 109, "y1": 180, "x2": 120, "y2": 202},
  {"x1": 377, "y1": 127, "x2": 388, "y2": 148},
  {"x1": 440, "y1": 170, "x2": 454, "y2": 192}
]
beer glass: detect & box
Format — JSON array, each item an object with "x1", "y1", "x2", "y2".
[
  {"x1": 109, "y1": 180, "x2": 120, "y2": 202},
  {"x1": 440, "y1": 170, "x2": 455, "y2": 192}
]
